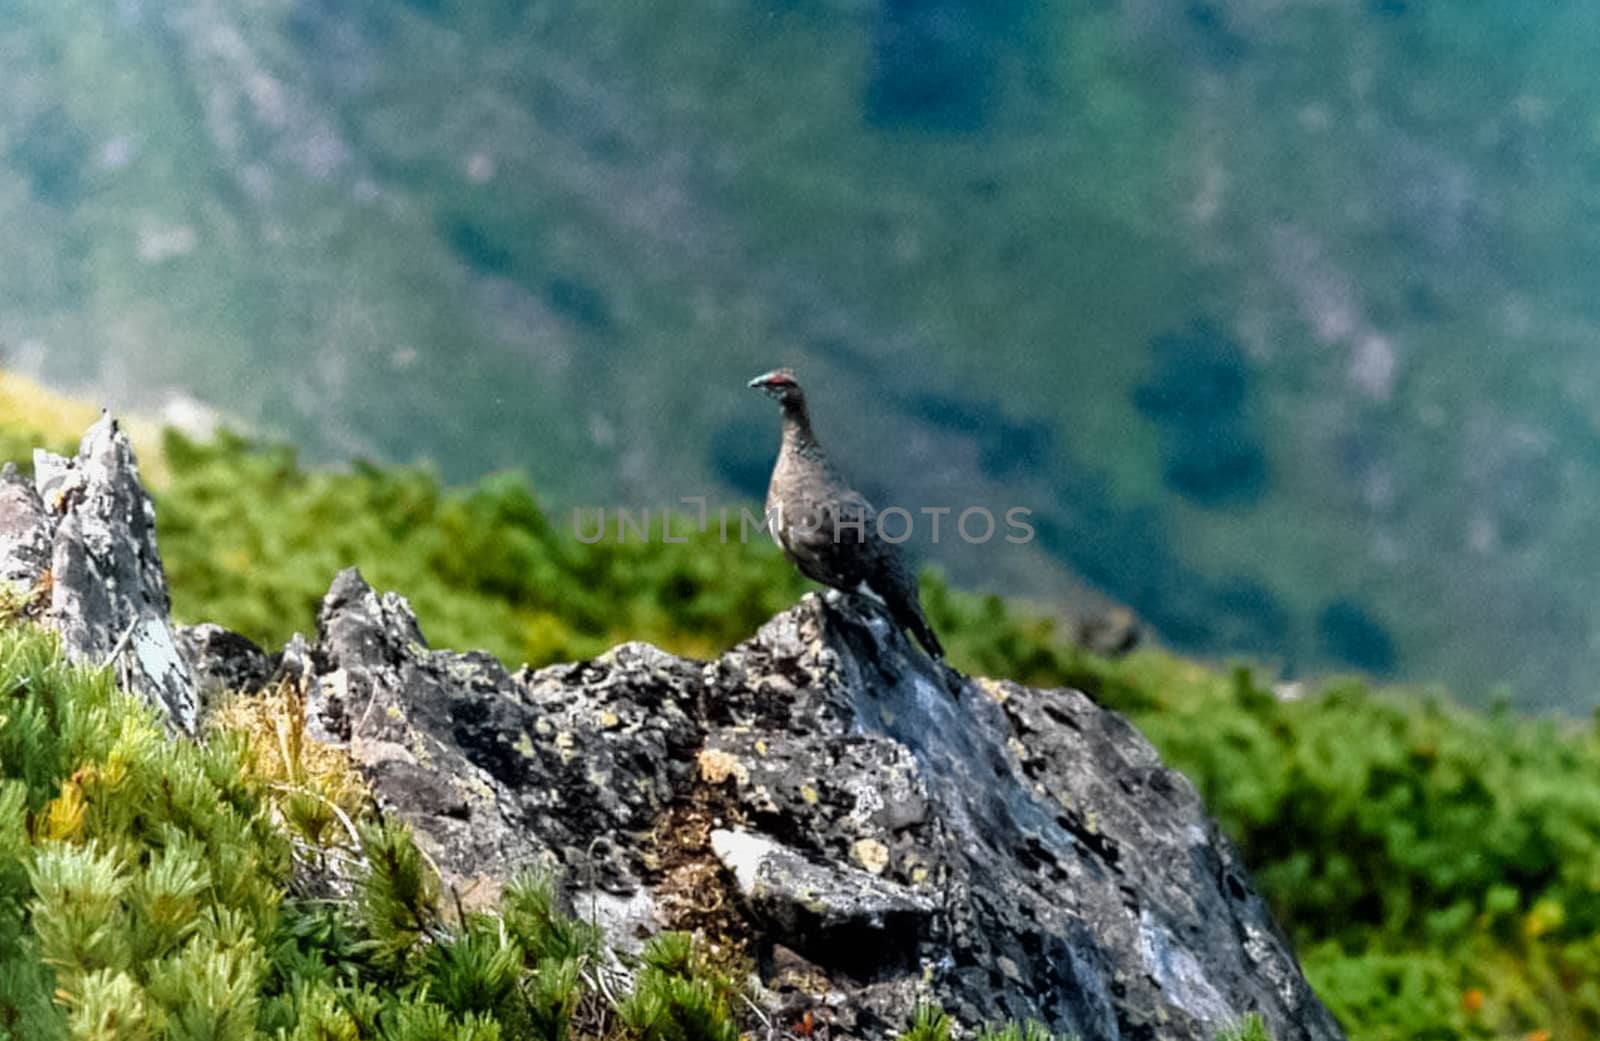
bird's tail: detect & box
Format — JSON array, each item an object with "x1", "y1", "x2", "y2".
[
  {"x1": 905, "y1": 606, "x2": 945, "y2": 662},
  {"x1": 904, "y1": 607, "x2": 964, "y2": 699}
]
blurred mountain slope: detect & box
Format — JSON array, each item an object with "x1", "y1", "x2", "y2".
[{"x1": 7, "y1": 1, "x2": 1600, "y2": 707}]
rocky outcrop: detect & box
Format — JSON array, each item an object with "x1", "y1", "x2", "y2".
[
  {"x1": 0, "y1": 415, "x2": 198, "y2": 732},
  {"x1": 267, "y1": 567, "x2": 1340, "y2": 1041},
  {"x1": 0, "y1": 418, "x2": 1344, "y2": 1041}
]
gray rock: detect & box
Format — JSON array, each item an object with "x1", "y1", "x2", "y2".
[
  {"x1": 1077, "y1": 606, "x2": 1143, "y2": 658},
  {"x1": 176, "y1": 623, "x2": 274, "y2": 711},
  {"x1": 0, "y1": 414, "x2": 198, "y2": 731},
  {"x1": 291, "y1": 569, "x2": 1341, "y2": 1041},
  {"x1": 282, "y1": 568, "x2": 556, "y2": 908},
  {"x1": 0, "y1": 464, "x2": 51, "y2": 591},
  {"x1": 711, "y1": 827, "x2": 936, "y2": 978}
]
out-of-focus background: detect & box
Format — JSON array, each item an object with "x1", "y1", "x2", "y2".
[
  {"x1": 14, "y1": 6, "x2": 1600, "y2": 1039},
  {"x1": 7, "y1": 2, "x2": 1599, "y2": 707}
]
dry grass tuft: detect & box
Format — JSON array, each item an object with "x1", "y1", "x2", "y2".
[{"x1": 210, "y1": 680, "x2": 370, "y2": 848}]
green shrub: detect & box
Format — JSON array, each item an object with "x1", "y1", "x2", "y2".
[
  {"x1": 0, "y1": 623, "x2": 756, "y2": 1041},
  {"x1": 616, "y1": 933, "x2": 740, "y2": 1041},
  {"x1": 975, "y1": 1021, "x2": 1071, "y2": 1041},
  {"x1": 1216, "y1": 1014, "x2": 1272, "y2": 1041},
  {"x1": 0, "y1": 623, "x2": 284, "y2": 1040},
  {"x1": 501, "y1": 871, "x2": 603, "y2": 965},
  {"x1": 899, "y1": 1004, "x2": 952, "y2": 1041},
  {"x1": 1073, "y1": 650, "x2": 1600, "y2": 1040},
  {"x1": 9, "y1": 418, "x2": 1600, "y2": 1039}
]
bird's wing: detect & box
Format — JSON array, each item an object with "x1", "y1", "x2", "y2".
[
  {"x1": 858, "y1": 511, "x2": 947, "y2": 660},
  {"x1": 777, "y1": 490, "x2": 876, "y2": 590}
]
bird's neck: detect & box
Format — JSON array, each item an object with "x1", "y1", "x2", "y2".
[{"x1": 780, "y1": 400, "x2": 821, "y2": 458}]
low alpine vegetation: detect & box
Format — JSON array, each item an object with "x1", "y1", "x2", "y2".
[
  {"x1": 0, "y1": 622, "x2": 750, "y2": 1041},
  {"x1": 0, "y1": 623, "x2": 1130, "y2": 1041},
  {"x1": 7, "y1": 415, "x2": 1600, "y2": 1039}
]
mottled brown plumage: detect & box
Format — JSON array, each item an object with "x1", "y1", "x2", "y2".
[{"x1": 749, "y1": 368, "x2": 945, "y2": 660}]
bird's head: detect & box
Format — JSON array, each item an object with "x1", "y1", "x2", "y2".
[{"x1": 748, "y1": 368, "x2": 805, "y2": 407}]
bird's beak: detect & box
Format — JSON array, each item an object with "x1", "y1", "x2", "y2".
[{"x1": 747, "y1": 374, "x2": 768, "y2": 390}]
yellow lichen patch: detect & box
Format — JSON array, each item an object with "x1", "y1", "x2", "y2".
[
  {"x1": 978, "y1": 677, "x2": 1010, "y2": 702},
  {"x1": 697, "y1": 748, "x2": 748, "y2": 786},
  {"x1": 598, "y1": 708, "x2": 621, "y2": 729},
  {"x1": 851, "y1": 838, "x2": 890, "y2": 876},
  {"x1": 799, "y1": 784, "x2": 819, "y2": 805}
]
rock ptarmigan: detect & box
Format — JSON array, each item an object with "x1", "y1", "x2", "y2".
[{"x1": 749, "y1": 368, "x2": 946, "y2": 661}]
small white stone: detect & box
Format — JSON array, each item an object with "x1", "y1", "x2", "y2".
[{"x1": 710, "y1": 828, "x2": 777, "y2": 895}]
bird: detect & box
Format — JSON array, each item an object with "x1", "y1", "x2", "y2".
[{"x1": 748, "y1": 368, "x2": 946, "y2": 662}]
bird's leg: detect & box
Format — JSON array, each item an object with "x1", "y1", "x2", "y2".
[{"x1": 850, "y1": 581, "x2": 889, "y2": 608}]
